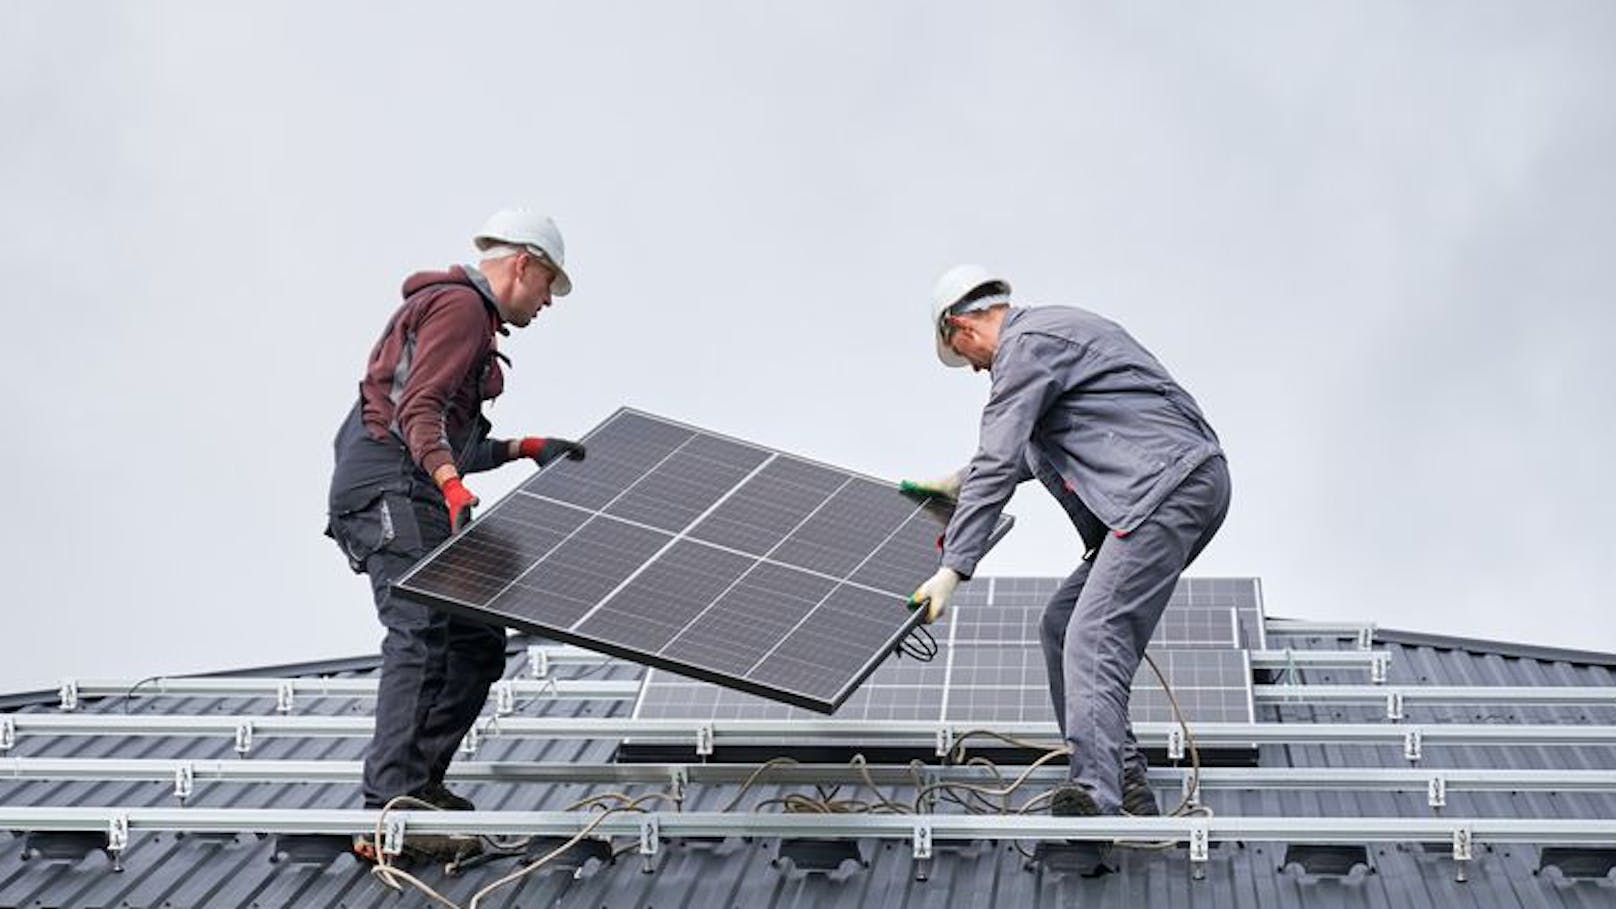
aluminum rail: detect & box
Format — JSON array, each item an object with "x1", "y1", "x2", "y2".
[
  {"x1": 6, "y1": 758, "x2": 1615, "y2": 795},
  {"x1": 52, "y1": 677, "x2": 640, "y2": 707},
  {"x1": 1, "y1": 807, "x2": 1612, "y2": 851},
  {"x1": 1253, "y1": 685, "x2": 1616, "y2": 706},
  {"x1": 1246, "y1": 650, "x2": 1381, "y2": 670},
  {"x1": 6, "y1": 714, "x2": 1616, "y2": 752}
]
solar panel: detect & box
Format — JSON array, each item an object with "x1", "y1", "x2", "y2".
[
  {"x1": 394, "y1": 408, "x2": 1013, "y2": 714},
  {"x1": 632, "y1": 576, "x2": 1259, "y2": 730}
]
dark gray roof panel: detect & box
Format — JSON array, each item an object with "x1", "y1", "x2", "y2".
[{"x1": 5, "y1": 626, "x2": 1616, "y2": 908}]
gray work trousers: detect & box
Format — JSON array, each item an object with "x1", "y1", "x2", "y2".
[
  {"x1": 331, "y1": 487, "x2": 508, "y2": 808},
  {"x1": 1038, "y1": 456, "x2": 1231, "y2": 814}
]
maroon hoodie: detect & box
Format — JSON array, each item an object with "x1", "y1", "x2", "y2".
[{"x1": 356, "y1": 266, "x2": 507, "y2": 478}]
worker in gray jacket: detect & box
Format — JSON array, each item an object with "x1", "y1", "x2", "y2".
[{"x1": 904, "y1": 265, "x2": 1231, "y2": 820}]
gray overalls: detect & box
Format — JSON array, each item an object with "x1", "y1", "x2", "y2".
[{"x1": 942, "y1": 305, "x2": 1231, "y2": 814}]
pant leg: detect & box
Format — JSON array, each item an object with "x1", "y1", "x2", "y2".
[
  {"x1": 419, "y1": 615, "x2": 509, "y2": 783},
  {"x1": 1039, "y1": 561, "x2": 1091, "y2": 740},
  {"x1": 1063, "y1": 457, "x2": 1231, "y2": 813},
  {"x1": 362, "y1": 545, "x2": 451, "y2": 807}
]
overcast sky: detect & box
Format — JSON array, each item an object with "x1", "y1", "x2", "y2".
[{"x1": 2, "y1": 2, "x2": 1612, "y2": 694}]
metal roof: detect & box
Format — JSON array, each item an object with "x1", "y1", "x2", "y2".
[{"x1": 3, "y1": 602, "x2": 1615, "y2": 908}]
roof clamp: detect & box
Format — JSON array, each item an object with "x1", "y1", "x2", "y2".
[
  {"x1": 275, "y1": 681, "x2": 296, "y2": 714},
  {"x1": 382, "y1": 815, "x2": 407, "y2": 857},
  {"x1": 1167, "y1": 726, "x2": 1186, "y2": 763},
  {"x1": 494, "y1": 681, "x2": 516, "y2": 716},
  {"x1": 0, "y1": 716, "x2": 14, "y2": 752},
  {"x1": 460, "y1": 727, "x2": 482, "y2": 755},
  {"x1": 912, "y1": 822, "x2": 934, "y2": 882},
  {"x1": 1386, "y1": 691, "x2": 1405, "y2": 722},
  {"x1": 58, "y1": 679, "x2": 79, "y2": 712},
  {"x1": 1403, "y1": 728, "x2": 1423, "y2": 763},
  {"x1": 694, "y1": 723, "x2": 714, "y2": 759},
  {"x1": 527, "y1": 644, "x2": 550, "y2": 679},
  {"x1": 668, "y1": 766, "x2": 689, "y2": 803},
  {"x1": 174, "y1": 763, "x2": 195, "y2": 804},
  {"x1": 1427, "y1": 775, "x2": 1447, "y2": 811},
  {"x1": 234, "y1": 721, "x2": 254, "y2": 756},
  {"x1": 935, "y1": 726, "x2": 955, "y2": 760},
  {"x1": 1451, "y1": 827, "x2": 1473, "y2": 883},
  {"x1": 1357, "y1": 625, "x2": 1376, "y2": 651},
  {"x1": 1189, "y1": 823, "x2": 1210, "y2": 881},
  {"x1": 1370, "y1": 653, "x2": 1390, "y2": 685},
  {"x1": 638, "y1": 815, "x2": 660, "y2": 874},
  {"x1": 1181, "y1": 772, "x2": 1202, "y2": 809},
  {"x1": 106, "y1": 815, "x2": 129, "y2": 873}
]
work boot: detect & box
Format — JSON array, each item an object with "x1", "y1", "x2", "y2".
[
  {"x1": 414, "y1": 781, "x2": 476, "y2": 811},
  {"x1": 353, "y1": 832, "x2": 482, "y2": 864},
  {"x1": 1049, "y1": 785, "x2": 1100, "y2": 817},
  {"x1": 1121, "y1": 775, "x2": 1160, "y2": 816}
]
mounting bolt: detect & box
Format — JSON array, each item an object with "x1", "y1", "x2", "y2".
[
  {"x1": 639, "y1": 815, "x2": 660, "y2": 873},
  {"x1": 1167, "y1": 726, "x2": 1186, "y2": 762},
  {"x1": 935, "y1": 726, "x2": 955, "y2": 759},
  {"x1": 1181, "y1": 772, "x2": 1201, "y2": 808},
  {"x1": 1452, "y1": 827, "x2": 1472, "y2": 883},
  {"x1": 1189, "y1": 823, "x2": 1210, "y2": 880},
  {"x1": 276, "y1": 681, "x2": 296, "y2": 714},
  {"x1": 1370, "y1": 653, "x2": 1390, "y2": 685},
  {"x1": 234, "y1": 722, "x2": 254, "y2": 755},
  {"x1": 528, "y1": 645, "x2": 550, "y2": 679},
  {"x1": 694, "y1": 724, "x2": 714, "y2": 758},
  {"x1": 493, "y1": 681, "x2": 515, "y2": 716},
  {"x1": 912, "y1": 822, "x2": 934, "y2": 861}
]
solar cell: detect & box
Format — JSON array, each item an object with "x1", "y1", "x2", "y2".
[{"x1": 395, "y1": 408, "x2": 1014, "y2": 714}]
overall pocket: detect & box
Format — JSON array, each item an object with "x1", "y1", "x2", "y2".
[{"x1": 325, "y1": 494, "x2": 397, "y2": 574}]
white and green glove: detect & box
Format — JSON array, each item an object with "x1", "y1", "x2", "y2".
[
  {"x1": 907, "y1": 567, "x2": 961, "y2": 624},
  {"x1": 898, "y1": 469, "x2": 964, "y2": 502}
]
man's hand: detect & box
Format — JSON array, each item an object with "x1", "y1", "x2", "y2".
[
  {"x1": 899, "y1": 469, "x2": 963, "y2": 502},
  {"x1": 517, "y1": 436, "x2": 588, "y2": 467},
  {"x1": 438, "y1": 476, "x2": 479, "y2": 532},
  {"x1": 907, "y1": 567, "x2": 961, "y2": 624}
]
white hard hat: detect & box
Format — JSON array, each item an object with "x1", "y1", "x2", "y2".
[
  {"x1": 929, "y1": 264, "x2": 1011, "y2": 367},
  {"x1": 473, "y1": 209, "x2": 572, "y2": 296}
]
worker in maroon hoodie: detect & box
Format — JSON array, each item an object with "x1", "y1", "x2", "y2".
[{"x1": 326, "y1": 209, "x2": 586, "y2": 837}]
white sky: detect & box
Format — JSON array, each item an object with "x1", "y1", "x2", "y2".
[{"x1": 2, "y1": 2, "x2": 1613, "y2": 693}]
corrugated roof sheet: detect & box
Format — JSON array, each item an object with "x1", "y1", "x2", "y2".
[{"x1": 3, "y1": 624, "x2": 1614, "y2": 908}]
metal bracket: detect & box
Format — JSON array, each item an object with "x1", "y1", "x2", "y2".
[
  {"x1": 275, "y1": 681, "x2": 296, "y2": 714},
  {"x1": 0, "y1": 716, "x2": 14, "y2": 752},
  {"x1": 234, "y1": 722, "x2": 254, "y2": 755},
  {"x1": 935, "y1": 725, "x2": 955, "y2": 758},
  {"x1": 1427, "y1": 775, "x2": 1447, "y2": 809},
  {"x1": 1370, "y1": 652, "x2": 1390, "y2": 685},
  {"x1": 1181, "y1": 772, "x2": 1202, "y2": 808},
  {"x1": 1189, "y1": 823, "x2": 1210, "y2": 880},
  {"x1": 107, "y1": 815, "x2": 129, "y2": 872},
  {"x1": 638, "y1": 815, "x2": 660, "y2": 873},
  {"x1": 694, "y1": 724, "x2": 714, "y2": 758},
  {"x1": 912, "y1": 822, "x2": 933, "y2": 861},
  {"x1": 1167, "y1": 725, "x2": 1186, "y2": 762},
  {"x1": 460, "y1": 726, "x2": 482, "y2": 755},
  {"x1": 1403, "y1": 728, "x2": 1423, "y2": 762},
  {"x1": 1357, "y1": 625, "x2": 1376, "y2": 651},
  {"x1": 1386, "y1": 691, "x2": 1405, "y2": 721},
  {"x1": 668, "y1": 766, "x2": 689, "y2": 803},
  {"x1": 174, "y1": 763, "x2": 195, "y2": 803},
  {"x1": 493, "y1": 680, "x2": 516, "y2": 716},
  {"x1": 1452, "y1": 827, "x2": 1473, "y2": 883},
  {"x1": 528, "y1": 645, "x2": 550, "y2": 679},
  {"x1": 382, "y1": 815, "x2": 407, "y2": 857},
  {"x1": 58, "y1": 680, "x2": 78, "y2": 712}
]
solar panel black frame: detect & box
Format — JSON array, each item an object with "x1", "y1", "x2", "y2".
[{"x1": 392, "y1": 408, "x2": 1014, "y2": 714}]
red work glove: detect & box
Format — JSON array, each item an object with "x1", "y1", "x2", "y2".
[
  {"x1": 518, "y1": 436, "x2": 587, "y2": 467},
  {"x1": 439, "y1": 476, "x2": 479, "y2": 532}
]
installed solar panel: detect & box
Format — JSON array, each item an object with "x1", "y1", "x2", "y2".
[
  {"x1": 395, "y1": 408, "x2": 1013, "y2": 714},
  {"x1": 633, "y1": 576, "x2": 1259, "y2": 729}
]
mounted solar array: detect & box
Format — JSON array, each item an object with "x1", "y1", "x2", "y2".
[
  {"x1": 394, "y1": 408, "x2": 1013, "y2": 714},
  {"x1": 631, "y1": 576, "x2": 1263, "y2": 728}
]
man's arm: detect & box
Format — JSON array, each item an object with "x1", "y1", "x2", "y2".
[
  {"x1": 941, "y1": 334, "x2": 1067, "y2": 578},
  {"x1": 394, "y1": 293, "x2": 490, "y2": 478}
]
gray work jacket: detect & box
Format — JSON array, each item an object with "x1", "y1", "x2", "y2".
[{"x1": 942, "y1": 305, "x2": 1223, "y2": 578}]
